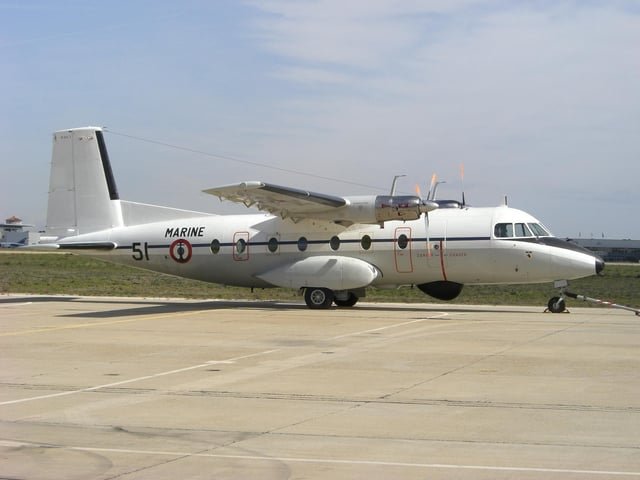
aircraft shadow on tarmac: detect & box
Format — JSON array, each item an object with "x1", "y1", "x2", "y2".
[{"x1": 0, "y1": 295, "x2": 540, "y2": 318}]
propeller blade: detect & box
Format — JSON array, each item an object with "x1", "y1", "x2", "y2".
[
  {"x1": 425, "y1": 209, "x2": 432, "y2": 257},
  {"x1": 427, "y1": 173, "x2": 437, "y2": 201}
]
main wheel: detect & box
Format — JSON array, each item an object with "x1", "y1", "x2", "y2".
[
  {"x1": 334, "y1": 292, "x2": 358, "y2": 307},
  {"x1": 304, "y1": 287, "x2": 334, "y2": 309},
  {"x1": 548, "y1": 296, "x2": 566, "y2": 313}
]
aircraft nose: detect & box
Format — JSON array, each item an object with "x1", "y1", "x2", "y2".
[{"x1": 595, "y1": 257, "x2": 605, "y2": 275}]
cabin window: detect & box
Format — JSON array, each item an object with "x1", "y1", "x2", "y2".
[
  {"x1": 297, "y1": 236, "x2": 308, "y2": 252},
  {"x1": 494, "y1": 223, "x2": 513, "y2": 238},
  {"x1": 361, "y1": 235, "x2": 372, "y2": 251},
  {"x1": 330, "y1": 235, "x2": 341, "y2": 251},
  {"x1": 267, "y1": 237, "x2": 279, "y2": 253},
  {"x1": 515, "y1": 223, "x2": 532, "y2": 237},
  {"x1": 236, "y1": 238, "x2": 247, "y2": 254},
  {"x1": 397, "y1": 234, "x2": 409, "y2": 249},
  {"x1": 210, "y1": 239, "x2": 221, "y2": 254},
  {"x1": 528, "y1": 223, "x2": 550, "y2": 237}
]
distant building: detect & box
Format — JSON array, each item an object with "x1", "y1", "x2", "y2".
[
  {"x1": 569, "y1": 238, "x2": 640, "y2": 263},
  {"x1": 0, "y1": 216, "x2": 40, "y2": 247}
]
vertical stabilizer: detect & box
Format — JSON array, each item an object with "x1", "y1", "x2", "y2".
[{"x1": 46, "y1": 127, "x2": 124, "y2": 239}]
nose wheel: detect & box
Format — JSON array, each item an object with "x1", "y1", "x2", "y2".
[
  {"x1": 545, "y1": 280, "x2": 570, "y2": 314},
  {"x1": 547, "y1": 296, "x2": 567, "y2": 313}
]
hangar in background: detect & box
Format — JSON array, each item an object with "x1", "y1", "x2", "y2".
[{"x1": 570, "y1": 238, "x2": 640, "y2": 263}]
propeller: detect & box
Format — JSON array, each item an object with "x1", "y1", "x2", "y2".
[{"x1": 415, "y1": 175, "x2": 440, "y2": 257}]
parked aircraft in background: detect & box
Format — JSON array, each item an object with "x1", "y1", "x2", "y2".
[
  {"x1": 0, "y1": 240, "x2": 26, "y2": 248},
  {"x1": 39, "y1": 127, "x2": 603, "y2": 311}
]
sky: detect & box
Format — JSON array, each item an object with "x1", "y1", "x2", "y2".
[{"x1": 1, "y1": 0, "x2": 639, "y2": 238}]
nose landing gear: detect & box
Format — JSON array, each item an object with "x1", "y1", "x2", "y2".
[
  {"x1": 546, "y1": 279, "x2": 640, "y2": 316},
  {"x1": 545, "y1": 280, "x2": 570, "y2": 314},
  {"x1": 547, "y1": 295, "x2": 567, "y2": 313}
]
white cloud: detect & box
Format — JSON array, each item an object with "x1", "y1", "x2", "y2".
[
  {"x1": 249, "y1": 0, "x2": 476, "y2": 69},
  {"x1": 2, "y1": 1, "x2": 639, "y2": 238},
  {"x1": 272, "y1": 65, "x2": 355, "y2": 85},
  {"x1": 239, "y1": 1, "x2": 640, "y2": 236}
]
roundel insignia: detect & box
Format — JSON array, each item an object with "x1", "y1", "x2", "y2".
[{"x1": 169, "y1": 239, "x2": 193, "y2": 263}]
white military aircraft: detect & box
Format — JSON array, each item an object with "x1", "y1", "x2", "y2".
[{"x1": 41, "y1": 127, "x2": 603, "y2": 311}]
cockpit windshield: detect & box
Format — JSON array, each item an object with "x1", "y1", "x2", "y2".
[
  {"x1": 494, "y1": 222, "x2": 551, "y2": 238},
  {"x1": 527, "y1": 223, "x2": 551, "y2": 236}
]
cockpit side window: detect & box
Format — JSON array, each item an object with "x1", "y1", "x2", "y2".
[
  {"x1": 496, "y1": 222, "x2": 551, "y2": 238},
  {"x1": 494, "y1": 223, "x2": 513, "y2": 238},
  {"x1": 515, "y1": 223, "x2": 532, "y2": 237},
  {"x1": 528, "y1": 223, "x2": 550, "y2": 237}
]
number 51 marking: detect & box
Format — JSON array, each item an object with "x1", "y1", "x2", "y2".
[{"x1": 132, "y1": 242, "x2": 150, "y2": 261}]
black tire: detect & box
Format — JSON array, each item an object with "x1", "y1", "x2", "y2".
[
  {"x1": 304, "y1": 287, "x2": 334, "y2": 309},
  {"x1": 334, "y1": 293, "x2": 358, "y2": 308},
  {"x1": 548, "y1": 296, "x2": 566, "y2": 313}
]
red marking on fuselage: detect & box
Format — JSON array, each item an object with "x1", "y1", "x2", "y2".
[{"x1": 439, "y1": 240, "x2": 447, "y2": 281}]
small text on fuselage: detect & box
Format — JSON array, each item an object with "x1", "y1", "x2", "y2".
[{"x1": 165, "y1": 226, "x2": 205, "y2": 238}]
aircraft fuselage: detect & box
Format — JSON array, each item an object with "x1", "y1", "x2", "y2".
[{"x1": 68, "y1": 205, "x2": 599, "y2": 291}]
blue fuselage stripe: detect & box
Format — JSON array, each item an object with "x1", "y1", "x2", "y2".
[{"x1": 115, "y1": 236, "x2": 493, "y2": 251}]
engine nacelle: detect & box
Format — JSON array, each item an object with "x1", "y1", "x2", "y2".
[
  {"x1": 374, "y1": 195, "x2": 423, "y2": 222},
  {"x1": 327, "y1": 195, "x2": 438, "y2": 226}
]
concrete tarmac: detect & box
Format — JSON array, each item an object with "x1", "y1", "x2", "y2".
[{"x1": 1, "y1": 294, "x2": 639, "y2": 479}]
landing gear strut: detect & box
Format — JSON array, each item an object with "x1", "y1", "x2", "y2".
[{"x1": 545, "y1": 280, "x2": 640, "y2": 316}]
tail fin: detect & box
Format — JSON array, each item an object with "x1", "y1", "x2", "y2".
[{"x1": 46, "y1": 127, "x2": 124, "y2": 239}]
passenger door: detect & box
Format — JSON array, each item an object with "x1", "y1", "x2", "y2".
[
  {"x1": 233, "y1": 231, "x2": 250, "y2": 261},
  {"x1": 394, "y1": 227, "x2": 413, "y2": 273}
]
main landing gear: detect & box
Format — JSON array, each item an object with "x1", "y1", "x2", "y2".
[
  {"x1": 304, "y1": 287, "x2": 334, "y2": 309},
  {"x1": 303, "y1": 288, "x2": 359, "y2": 309}
]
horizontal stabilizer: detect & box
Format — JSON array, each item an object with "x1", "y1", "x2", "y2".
[
  {"x1": 57, "y1": 241, "x2": 117, "y2": 250},
  {"x1": 21, "y1": 241, "x2": 117, "y2": 252}
]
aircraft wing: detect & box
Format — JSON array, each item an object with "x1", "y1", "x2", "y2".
[{"x1": 203, "y1": 181, "x2": 347, "y2": 221}]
